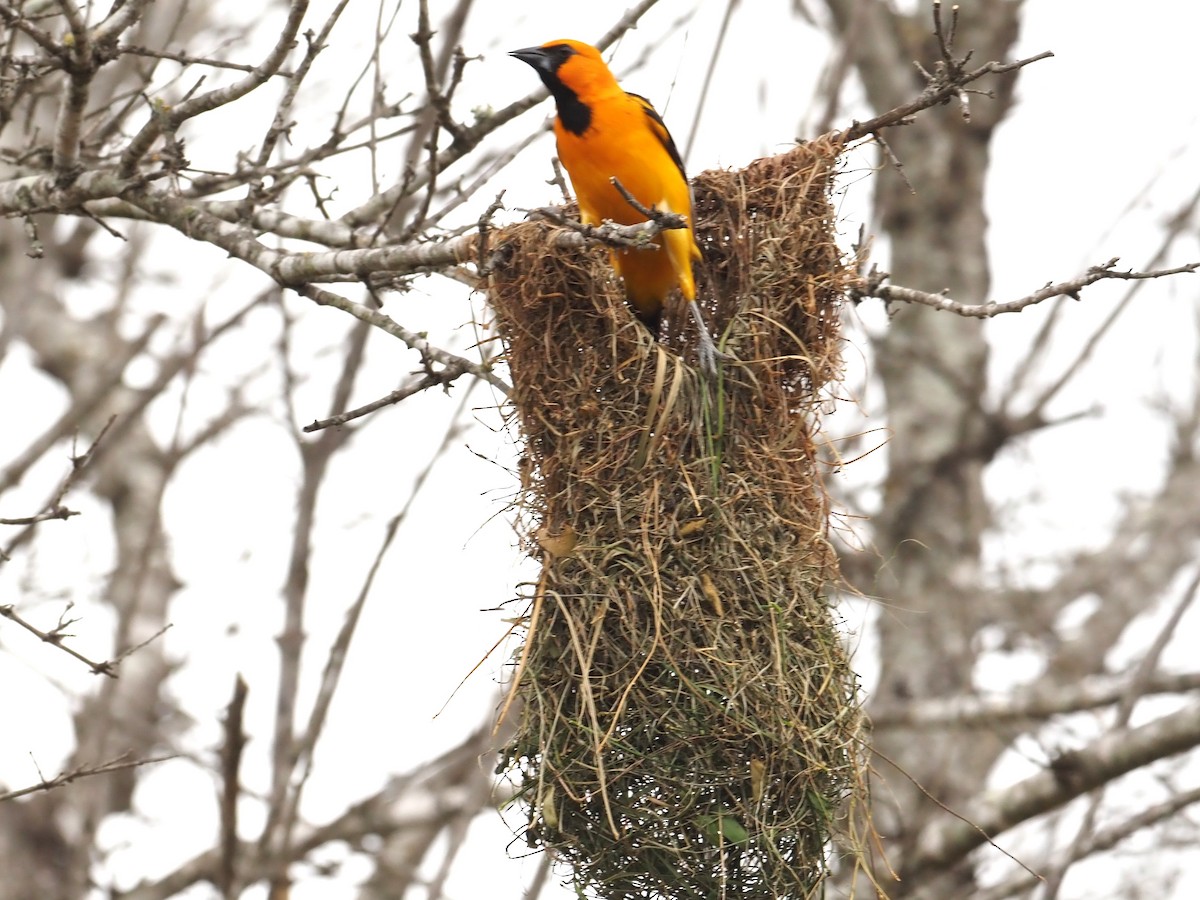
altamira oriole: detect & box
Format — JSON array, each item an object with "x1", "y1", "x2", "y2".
[{"x1": 511, "y1": 39, "x2": 718, "y2": 372}]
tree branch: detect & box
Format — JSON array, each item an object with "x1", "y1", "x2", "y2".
[
  {"x1": 902, "y1": 702, "x2": 1200, "y2": 884},
  {"x1": 118, "y1": 1, "x2": 307, "y2": 177},
  {"x1": 973, "y1": 783, "x2": 1200, "y2": 900},
  {"x1": 854, "y1": 259, "x2": 1198, "y2": 318},
  {"x1": 0, "y1": 602, "x2": 119, "y2": 677},
  {"x1": 120, "y1": 719, "x2": 509, "y2": 900},
  {"x1": 337, "y1": 0, "x2": 666, "y2": 228},
  {"x1": 0, "y1": 169, "x2": 159, "y2": 216},
  {"x1": 0, "y1": 505, "x2": 79, "y2": 526},
  {"x1": 837, "y1": 50, "x2": 1054, "y2": 144},
  {"x1": 870, "y1": 671, "x2": 1200, "y2": 729},
  {"x1": 0, "y1": 753, "x2": 174, "y2": 803}
]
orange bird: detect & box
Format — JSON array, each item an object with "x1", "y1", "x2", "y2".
[{"x1": 511, "y1": 39, "x2": 716, "y2": 370}]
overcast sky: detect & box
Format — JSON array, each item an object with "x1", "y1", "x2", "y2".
[{"x1": 2, "y1": 2, "x2": 1199, "y2": 898}]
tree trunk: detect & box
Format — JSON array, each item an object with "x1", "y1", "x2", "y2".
[{"x1": 823, "y1": 1, "x2": 1023, "y2": 894}]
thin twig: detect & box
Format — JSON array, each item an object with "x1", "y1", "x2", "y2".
[
  {"x1": 0, "y1": 753, "x2": 175, "y2": 803},
  {"x1": 279, "y1": 381, "x2": 477, "y2": 855},
  {"x1": 974, "y1": 784, "x2": 1200, "y2": 900},
  {"x1": 854, "y1": 259, "x2": 1198, "y2": 318},
  {"x1": 904, "y1": 702, "x2": 1200, "y2": 886},
  {"x1": 0, "y1": 603, "x2": 119, "y2": 677},
  {"x1": 0, "y1": 506, "x2": 79, "y2": 525},
  {"x1": 337, "y1": 0, "x2": 666, "y2": 228},
  {"x1": 299, "y1": 284, "x2": 509, "y2": 394},
  {"x1": 1, "y1": 416, "x2": 119, "y2": 566},
  {"x1": 1039, "y1": 568, "x2": 1200, "y2": 900},
  {"x1": 681, "y1": 0, "x2": 737, "y2": 164},
  {"x1": 116, "y1": 44, "x2": 264, "y2": 73},
  {"x1": 838, "y1": 50, "x2": 1054, "y2": 145},
  {"x1": 118, "y1": 1, "x2": 308, "y2": 177},
  {"x1": 303, "y1": 370, "x2": 465, "y2": 432},
  {"x1": 870, "y1": 671, "x2": 1200, "y2": 729}
]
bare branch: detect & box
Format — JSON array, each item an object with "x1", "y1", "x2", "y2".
[
  {"x1": 1, "y1": 413, "x2": 121, "y2": 567},
  {"x1": 120, "y1": 720, "x2": 508, "y2": 900},
  {"x1": 299, "y1": 284, "x2": 508, "y2": 394},
  {"x1": 870, "y1": 671, "x2": 1200, "y2": 729},
  {"x1": 248, "y1": 0, "x2": 353, "y2": 190},
  {"x1": 0, "y1": 318, "x2": 160, "y2": 495},
  {"x1": 0, "y1": 4, "x2": 68, "y2": 58},
  {"x1": 1015, "y1": 181, "x2": 1200, "y2": 417},
  {"x1": 118, "y1": 1, "x2": 308, "y2": 177},
  {"x1": 854, "y1": 259, "x2": 1198, "y2": 318},
  {"x1": 51, "y1": 0, "x2": 92, "y2": 183},
  {"x1": 903, "y1": 702, "x2": 1200, "y2": 885},
  {"x1": 0, "y1": 169, "x2": 160, "y2": 216},
  {"x1": 281, "y1": 384, "x2": 475, "y2": 875},
  {"x1": 681, "y1": 0, "x2": 737, "y2": 164},
  {"x1": 0, "y1": 505, "x2": 79, "y2": 525},
  {"x1": 524, "y1": 850, "x2": 556, "y2": 900},
  {"x1": 120, "y1": 190, "x2": 508, "y2": 393},
  {"x1": 338, "y1": 0, "x2": 666, "y2": 228},
  {"x1": 974, "y1": 784, "x2": 1200, "y2": 900},
  {"x1": 114, "y1": 43, "x2": 261, "y2": 74},
  {"x1": 412, "y1": 0, "x2": 464, "y2": 145},
  {"x1": 258, "y1": 319, "x2": 368, "y2": 885},
  {"x1": 1039, "y1": 568, "x2": 1200, "y2": 900},
  {"x1": 92, "y1": 0, "x2": 156, "y2": 46},
  {"x1": 303, "y1": 371, "x2": 467, "y2": 432},
  {"x1": 838, "y1": 50, "x2": 1054, "y2": 144},
  {"x1": 0, "y1": 753, "x2": 174, "y2": 803},
  {"x1": 0, "y1": 603, "x2": 119, "y2": 677},
  {"x1": 272, "y1": 232, "x2": 481, "y2": 282}
]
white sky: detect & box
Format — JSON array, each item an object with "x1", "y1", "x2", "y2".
[{"x1": 2, "y1": 1, "x2": 1199, "y2": 898}]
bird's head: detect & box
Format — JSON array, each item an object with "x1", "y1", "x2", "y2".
[{"x1": 509, "y1": 39, "x2": 619, "y2": 104}]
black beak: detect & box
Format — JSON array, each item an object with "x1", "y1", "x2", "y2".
[{"x1": 509, "y1": 46, "x2": 553, "y2": 75}]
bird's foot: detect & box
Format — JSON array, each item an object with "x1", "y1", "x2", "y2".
[{"x1": 689, "y1": 302, "x2": 726, "y2": 379}]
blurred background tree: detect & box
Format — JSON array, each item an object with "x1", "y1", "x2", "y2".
[{"x1": 1, "y1": 1, "x2": 1197, "y2": 898}]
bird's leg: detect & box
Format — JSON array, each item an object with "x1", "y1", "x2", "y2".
[{"x1": 689, "y1": 301, "x2": 721, "y2": 378}]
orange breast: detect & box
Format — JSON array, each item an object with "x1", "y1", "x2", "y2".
[
  {"x1": 554, "y1": 93, "x2": 697, "y2": 317},
  {"x1": 556, "y1": 95, "x2": 681, "y2": 225}
]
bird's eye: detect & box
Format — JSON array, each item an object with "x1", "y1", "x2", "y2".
[{"x1": 547, "y1": 44, "x2": 575, "y2": 68}]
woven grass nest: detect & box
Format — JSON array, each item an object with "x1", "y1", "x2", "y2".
[{"x1": 489, "y1": 134, "x2": 868, "y2": 899}]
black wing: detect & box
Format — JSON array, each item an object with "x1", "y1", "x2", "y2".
[{"x1": 625, "y1": 91, "x2": 688, "y2": 181}]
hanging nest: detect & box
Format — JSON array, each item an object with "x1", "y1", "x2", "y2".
[{"x1": 488, "y1": 134, "x2": 868, "y2": 899}]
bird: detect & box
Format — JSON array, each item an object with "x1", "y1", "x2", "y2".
[{"x1": 510, "y1": 39, "x2": 718, "y2": 373}]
